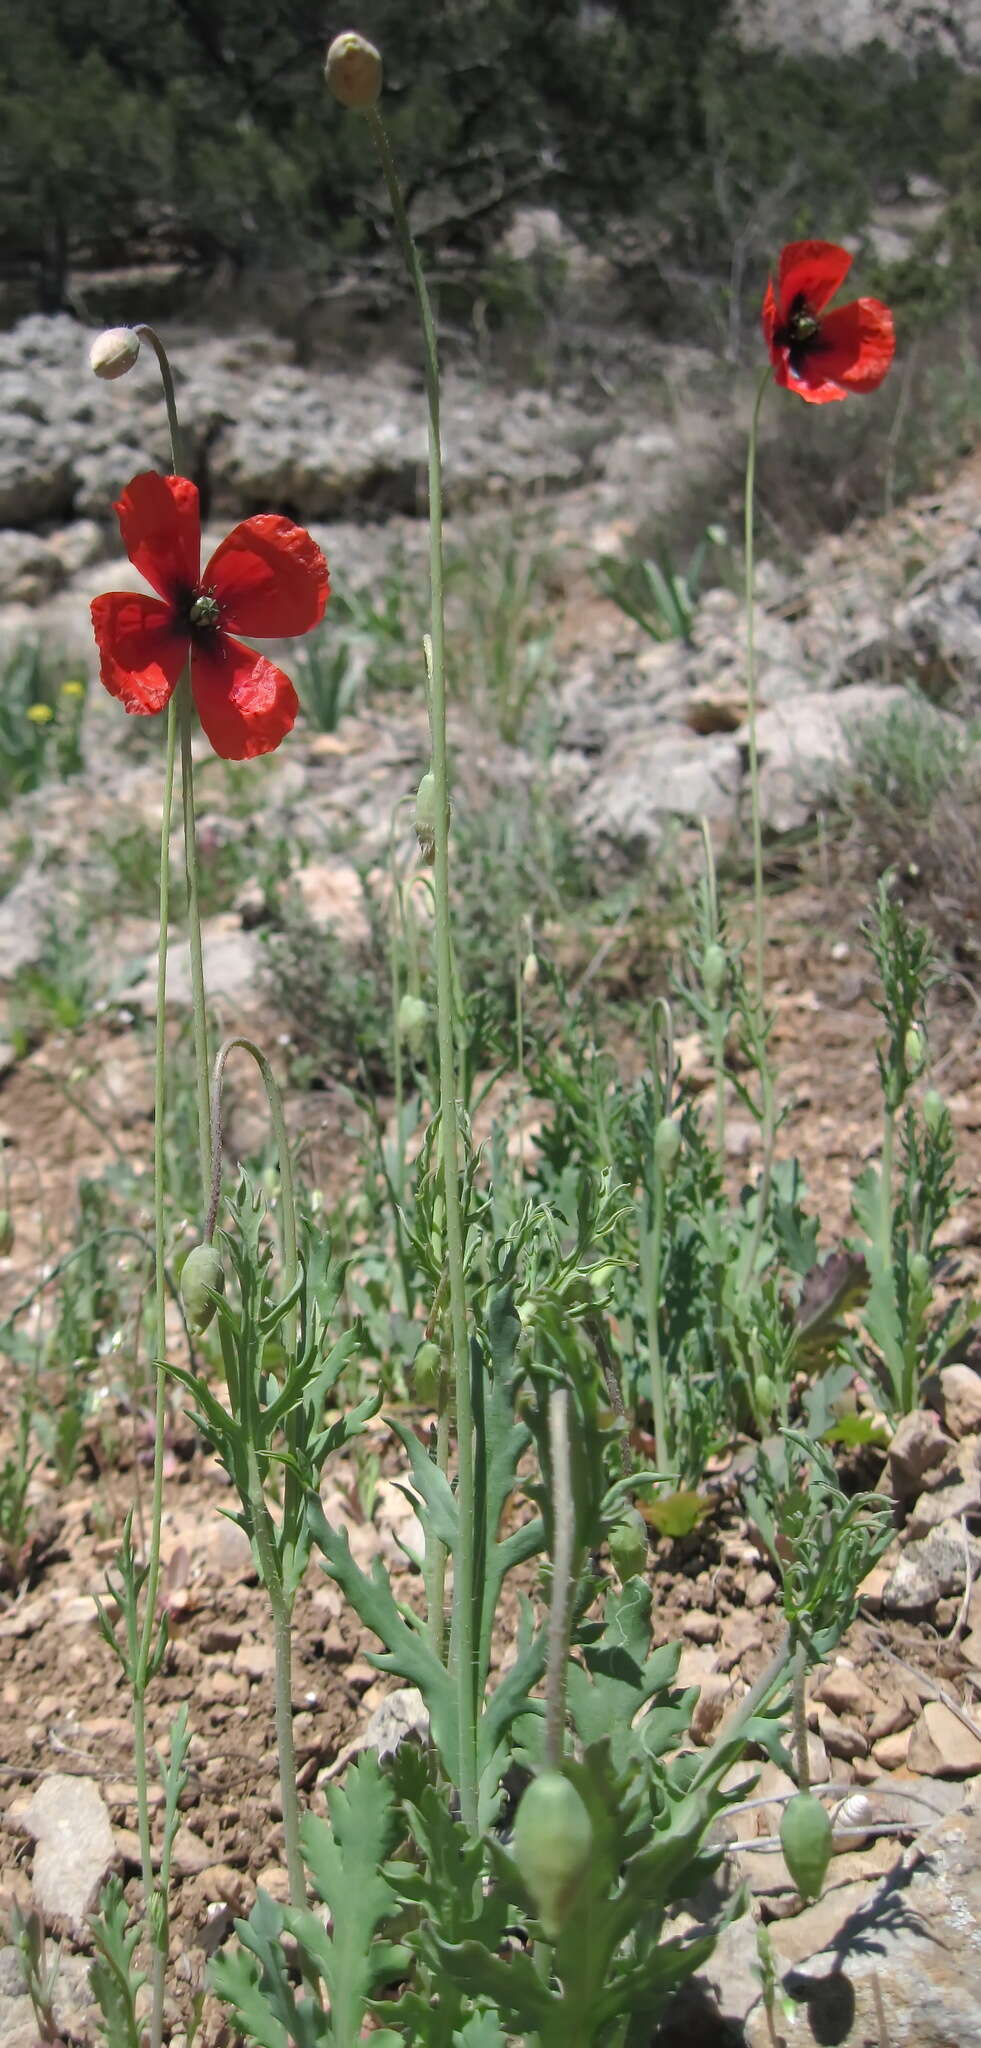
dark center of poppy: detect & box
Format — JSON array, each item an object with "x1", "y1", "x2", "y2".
[{"x1": 773, "y1": 292, "x2": 823, "y2": 378}]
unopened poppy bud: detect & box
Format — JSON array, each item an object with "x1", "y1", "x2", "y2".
[
  {"x1": 414, "y1": 771, "x2": 437, "y2": 862},
  {"x1": 522, "y1": 950, "x2": 539, "y2": 990},
  {"x1": 180, "y1": 1243, "x2": 225, "y2": 1333},
  {"x1": 909, "y1": 1250, "x2": 931, "y2": 1294},
  {"x1": 325, "y1": 32, "x2": 382, "y2": 110},
  {"x1": 753, "y1": 1371, "x2": 776, "y2": 1417},
  {"x1": 0, "y1": 1209, "x2": 13, "y2": 1256},
  {"x1": 653, "y1": 1115, "x2": 681, "y2": 1181},
  {"x1": 398, "y1": 993, "x2": 429, "y2": 1055},
  {"x1": 903, "y1": 1023, "x2": 926, "y2": 1076},
  {"x1": 89, "y1": 327, "x2": 141, "y2": 381},
  {"x1": 780, "y1": 1792, "x2": 832, "y2": 1903},
  {"x1": 412, "y1": 1339, "x2": 441, "y2": 1404},
  {"x1": 609, "y1": 1509, "x2": 647, "y2": 1582},
  {"x1": 702, "y1": 942, "x2": 728, "y2": 1008},
  {"x1": 922, "y1": 1088, "x2": 946, "y2": 1135},
  {"x1": 512, "y1": 1771, "x2": 593, "y2": 1939}
]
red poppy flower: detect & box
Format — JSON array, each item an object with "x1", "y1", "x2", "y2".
[
  {"x1": 91, "y1": 471, "x2": 329, "y2": 759},
  {"x1": 762, "y1": 241, "x2": 895, "y2": 405}
]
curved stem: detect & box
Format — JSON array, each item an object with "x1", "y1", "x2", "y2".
[
  {"x1": 744, "y1": 367, "x2": 770, "y2": 1003},
  {"x1": 367, "y1": 104, "x2": 477, "y2": 1830},
  {"x1": 134, "y1": 325, "x2": 186, "y2": 476}
]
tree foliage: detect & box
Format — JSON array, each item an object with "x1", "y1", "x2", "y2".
[{"x1": 0, "y1": 0, "x2": 970, "y2": 315}]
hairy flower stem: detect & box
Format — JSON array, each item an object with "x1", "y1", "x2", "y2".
[
  {"x1": 744, "y1": 367, "x2": 771, "y2": 1004},
  {"x1": 178, "y1": 677, "x2": 211, "y2": 1215},
  {"x1": 208, "y1": 1037, "x2": 304, "y2": 1902},
  {"x1": 641, "y1": 1174, "x2": 669, "y2": 1475},
  {"x1": 136, "y1": 692, "x2": 178, "y2": 2048},
  {"x1": 366, "y1": 104, "x2": 478, "y2": 1829},
  {"x1": 791, "y1": 1636, "x2": 810, "y2": 1793},
  {"x1": 544, "y1": 1387, "x2": 577, "y2": 1767}
]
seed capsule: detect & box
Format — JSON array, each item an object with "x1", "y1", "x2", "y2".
[
  {"x1": 180, "y1": 1243, "x2": 225, "y2": 1333},
  {"x1": 512, "y1": 1771, "x2": 593, "y2": 1939},
  {"x1": 780, "y1": 1791, "x2": 832, "y2": 1903}
]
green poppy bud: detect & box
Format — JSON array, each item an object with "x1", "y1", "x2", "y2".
[
  {"x1": 903, "y1": 1023, "x2": 926, "y2": 1076},
  {"x1": 922, "y1": 1089, "x2": 946, "y2": 1136},
  {"x1": 398, "y1": 993, "x2": 429, "y2": 1055},
  {"x1": 89, "y1": 326, "x2": 141, "y2": 380},
  {"x1": 0, "y1": 1209, "x2": 13, "y2": 1256},
  {"x1": 412, "y1": 1340, "x2": 441, "y2": 1404},
  {"x1": 325, "y1": 32, "x2": 382, "y2": 110},
  {"x1": 609, "y1": 1509, "x2": 648, "y2": 1582},
  {"x1": 753, "y1": 1371, "x2": 776, "y2": 1418},
  {"x1": 702, "y1": 942, "x2": 728, "y2": 1009},
  {"x1": 909, "y1": 1250, "x2": 931, "y2": 1294},
  {"x1": 180, "y1": 1243, "x2": 225, "y2": 1333},
  {"x1": 414, "y1": 771, "x2": 437, "y2": 863},
  {"x1": 780, "y1": 1792, "x2": 832, "y2": 1903},
  {"x1": 653, "y1": 1115, "x2": 682, "y2": 1182},
  {"x1": 512, "y1": 1771, "x2": 593, "y2": 1940}
]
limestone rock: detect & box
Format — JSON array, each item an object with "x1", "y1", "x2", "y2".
[
  {"x1": 938, "y1": 1363, "x2": 981, "y2": 1441},
  {"x1": 23, "y1": 1773, "x2": 116, "y2": 1935}
]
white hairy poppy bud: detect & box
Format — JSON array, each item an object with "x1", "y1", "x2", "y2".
[{"x1": 89, "y1": 327, "x2": 141, "y2": 381}]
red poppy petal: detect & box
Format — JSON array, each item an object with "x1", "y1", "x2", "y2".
[
  {"x1": 777, "y1": 240, "x2": 852, "y2": 319},
  {"x1": 813, "y1": 299, "x2": 896, "y2": 392},
  {"x1": 761, "y1": 278, "x2": 779, "y2": 347},
  {"x1": 115, "y1": 472, "x2": 200, "y2": 602},
  {"x1": 91, "y1": 591, "x2": 188, "y2": 713},
  {"x1": 190, "y1": 633, "x2": 299, "y2": 760},
  {"x1": 204, "y1": 516, "x2": 329, "y2": 638}
]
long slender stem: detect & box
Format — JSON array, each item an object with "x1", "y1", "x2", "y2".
[
  {"x1": 791, "y1": 1636, "x2": 810, "y2": 1793},
  {"x1": 178, "y1": 676, "x2": 211, "y2": 1217},
  {"x1": 544, "y1": 1388, "x2": 576, "y2": 1768},
  {"x1": 135, "y1": 326, "x2": 186, "y2": 476},
  {"x1": 643, "y1": 1174, "x2": 669, "y2": 1473},
  {"x1": 136, "y1": 693, "x2": 177, "y2": 2048},
  {"x1": 367, "y1": 104, "x2": 478, "y2": 1830},
  {"x1": 744, "y1": 367, "x2": 771, "y2": 1003}
]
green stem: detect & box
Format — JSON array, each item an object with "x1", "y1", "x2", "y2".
[
  {"x1": 643, "y1": 1173, "x2": 669, "y2": 1474},
  {"x1": 879, "y1": 1102, "x2": 896, "y2": 1275},
  {"x1": 744, "y1": 367, "x2": 770, "y2": 1003},
  {"x1": 791, "y1": 1636, "x2": 810, "y2": 1793},
  {"x1": 134, "y1": 325, "x2": 186, "y2": 475},
  {"x1": 136, "y1": 693, "x2": 178, "y2": 2048},
  {"x1": 367, "y1": 104, "x2": 478, "y2": 1831},
  {"x1": 544, "y1": 1387, "x2": 576, "y2": 1768},
  {"x1": 210, "y1": 1036, "x2": 304, "y2": 1903},
  {"x1": 178, "y1": 674, "x2": 211, "y2": 1217}
]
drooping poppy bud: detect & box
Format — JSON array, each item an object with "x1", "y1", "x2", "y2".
[
  {"x1": 180, "y1": 1243, "x2": 225, "y2": 1332},
  {"x1": 0, "y1": 1209, "x2": 13, "y2": 1256},
  {"x1": 512, "y1": 1771, "x2": 593, "y2": 1940},
  {"x1": 325, "y1": 32, "x2": 382, "y2": 110},
  {"x1": 780, "y1": 1792, "x2": 832, "y2": 1903},
  {"x1": 89, "y1": 327, "x2": 141, "y2": 380}
]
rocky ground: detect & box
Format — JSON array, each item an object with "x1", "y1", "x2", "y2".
[{"x1": 0, "y1": 304, "x2": 979, "y2": 2045}]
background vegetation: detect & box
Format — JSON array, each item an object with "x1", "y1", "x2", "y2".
[{"x1": 0, "y1": 0, "x2": 977, "y2": 334}]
